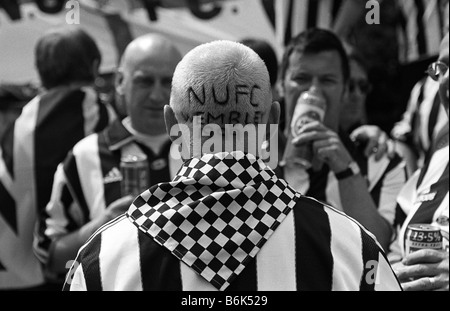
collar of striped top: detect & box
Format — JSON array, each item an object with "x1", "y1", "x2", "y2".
[
  {"x1": 103, "y1": 119, "x2": 134, "y2": 151},
  {"x1": 127, "y1": 151, "x2": 300, "y2": 291}
]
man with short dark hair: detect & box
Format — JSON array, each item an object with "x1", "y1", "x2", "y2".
[
  {"x1": 63, "y1": 40, "x2": 401, "y2": 291},
  {"x1": 0, "y1": 27, "x2": 111, "y2": 290},
  {"x1": 34, "y1": 27, "x2": 102, "y2": 90},
  {"x1": 277, "y1": 28, "x2": 407, "y2": 251}
]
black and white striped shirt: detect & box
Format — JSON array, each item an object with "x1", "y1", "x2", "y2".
[
  {"x1": 0, "y1": 85, "x2": 110, "y2": 289},
  {"x1": 391, "y1": 76, "x2": 447, "y2": 166},
  {"x1": 63, "y1": 152, "x2": 401, "y2": 291},
  {"x1": 33, "y1": 119, "x2": 182, "y2": 275},
  {"x1": 396, "y1": 0, "x2": 446, "y2": 63},
  {"x1": 389, "y1": 145, "x2": 449, "y2": 261},
  {"x1": 274, "y1": 0, "x2": 344, "y2": 47},
  {"x1": 279, "y1": 133, "x2": 408, "y2": 232}
]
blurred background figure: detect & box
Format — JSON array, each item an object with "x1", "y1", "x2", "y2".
[
  {"x1": 388, "y1": 0, "x2": 449, "y2": 178},
  {"x1": 0, "y1": 26, "x2": 112, "y2": 290},
  {"x1": 0, "y1": 82, "x2": 38, "y2": 140},
  {"x1": 339, "y1": 49, "x2": 371, "y2": 136},
  {"x1": 339, "y1": 47, "x2": 395, "y2": 162},
  {"x1": 389, "y1": 32, "x2": 449, "y2": 292},
  {"x1": 278, "y1": 28, "x2": 407, "y2": 251},
  {"x1": 391, "y1": 74, "x2": 448, "y2": 176},
  {"x1": 33, "y1": 33, "x2": 183, "y2": 288},
  {"x1": 239, "y1": 37, "x2": 284, "y2": 144},
  {"x1": 334, "y1": 0, "x2": 448, "y2": 135},
  {"x1": 240, "y1": 37, "x2": 280, "y2": 102}
]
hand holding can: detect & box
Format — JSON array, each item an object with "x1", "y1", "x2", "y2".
[
  {"x1": 283, "y1": 90, "x2": 326, "y2": 169},
  {"x1": 404, "y1": 224, "x2": 443, "y2": 254}
]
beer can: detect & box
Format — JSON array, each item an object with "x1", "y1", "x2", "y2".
[
  {"x1": 404, "y1": 223, "x2": 443, "y2": 254},
  {"x1": 120, "y1": 154, "x2": 149, "y2": 197},
  {"x1": 283, "y1": 90, "x2": 326, "y2": 169}
]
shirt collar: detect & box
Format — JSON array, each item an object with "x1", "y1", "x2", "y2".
[{"x1": 103, "y1": 118, "x2": 134, "y2": 151}]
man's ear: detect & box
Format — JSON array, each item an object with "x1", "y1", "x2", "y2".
[
  {"x1": 276, "y1": 80, "x2": 285, "y2": 98},
  {"x1": 164, "y1": 105, "x2": 179, "y2": 142},
  {"x1": 115, "y1": 70, "x2": 124, "y2": 96},
  {"x1": 113, "y1": 70, "x2": 127, "y2": 118}
]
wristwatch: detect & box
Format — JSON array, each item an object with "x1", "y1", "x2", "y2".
[{"x1": 335, "y1": 161, "x2": 361, "y2": 180}]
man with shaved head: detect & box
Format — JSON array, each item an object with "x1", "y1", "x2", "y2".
[
  {"x1": 33, "y1": 33, "x2": 183, "y2": 288},
  {"x1": 115, "y1": 33, "x2": 182, "y2": 136},
  {"x1": 63, "y1": 40, "x2": 401, "y2": 291},
  {"x1": 167, "y1": 40, "x2": 276, "y2": 161}
]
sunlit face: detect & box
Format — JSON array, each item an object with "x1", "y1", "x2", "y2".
[
  {"x1": 438, "y1": 34, "x2": 449, "y2": 116},
  {"x1": 340, "y1": 60, "x2": 369, "y2": 130},
  {"x1": 120, "y1": 50, "x2": 179, "y2": 135},
  {"x1": 281, "y1": 50, "x2": 347, "y2": 132}
]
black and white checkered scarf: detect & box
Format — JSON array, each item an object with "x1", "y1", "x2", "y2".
[{"x1": 127, "y1": 151, "x2": 300, "y2": 290}]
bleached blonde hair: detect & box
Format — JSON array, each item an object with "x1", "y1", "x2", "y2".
[{"x1": 170, "y1": 40, "x2": 273, "y2": 128}]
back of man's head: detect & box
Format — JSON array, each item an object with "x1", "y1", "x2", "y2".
[
  {"x1": 170, "y1": 40, "x2": 273, "y2": 129},
  {"x1": 35, "y1": 27, "x2": 101, "y2": 90}
]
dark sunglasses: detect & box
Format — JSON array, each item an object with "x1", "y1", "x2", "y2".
[
  {"x1": 426, "y1": 61, "x2": 448, "y2": 81},
  {"x1": 349, "y1": 79, "x2": 372, "y2": 94}
]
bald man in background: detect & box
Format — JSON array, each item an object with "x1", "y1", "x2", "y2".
[
  {"x1": 63, "y1": 40, "x2": 401, "y2": 291},
  {"x1": 33, "y1": 33, "x2": 183, "y2": 288}
]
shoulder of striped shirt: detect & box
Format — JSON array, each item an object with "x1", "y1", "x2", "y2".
[
  {"x1": 76, "y1": 194, "x2": 384, "y2": 257},
  {"x1": 307, "y1": 194, "x2": 381, "y2": 244},
  {"x1": 72, "y1": 132, "x2": 101, "y2": 156},
  {"x1": 78, "y1": 214, "x2": 129, "y2": 254}
]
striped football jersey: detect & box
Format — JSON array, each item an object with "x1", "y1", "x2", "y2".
[
  {"x1": 63, "y1": 152, "x2": 401, "y2": 291},
  {"x1": 33, "y1": 119, "x2": 182, "y2": 278},
  {"x1": 0, "y1": 85, "x2": 110, "y2": 289}
]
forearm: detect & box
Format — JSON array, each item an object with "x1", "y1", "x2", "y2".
[
  {"x1": 394, "y1": 141, "x2": 419, "y2": 176},
  {"x1": 47, "y1": 215, "x2": 108, "y2": 275},
  {"x1": 338, "y1": 174, "x2": 392, "y2": 251}
]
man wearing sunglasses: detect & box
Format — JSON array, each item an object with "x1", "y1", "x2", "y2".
[{"x1": 390, "y1": 32, "x2": 449, "y2": 291}]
